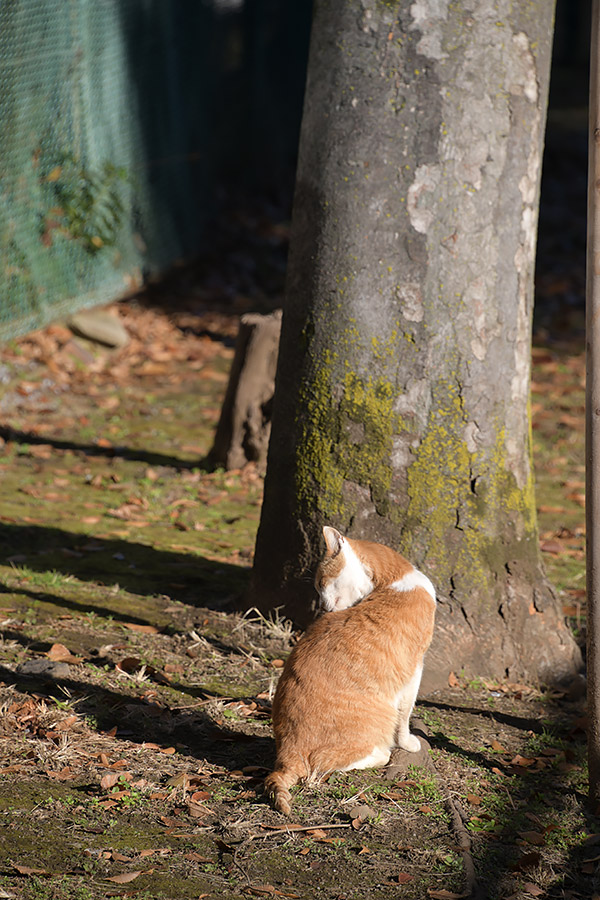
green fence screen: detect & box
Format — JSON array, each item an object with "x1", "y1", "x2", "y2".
[{"x1": 0, "y1": 0, "x2": 310, "y2": 342}]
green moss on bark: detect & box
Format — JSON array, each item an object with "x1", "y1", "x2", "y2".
[
  {"x1": 404, "y1": 376, "x2": 539, "y2": 599},
  {"x1": 294, "y1": 345, "x2": 402, "y2": 524}
]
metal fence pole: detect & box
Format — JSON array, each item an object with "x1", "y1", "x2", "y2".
[{"x1": 587, "y1": 0, "x2": 600, "y2": 806}]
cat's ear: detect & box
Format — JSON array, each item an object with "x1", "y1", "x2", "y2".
[{"x1": 323, "y1": 526, "x2": 345, "y2": 557}]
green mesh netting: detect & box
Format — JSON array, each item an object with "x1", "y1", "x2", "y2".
[{"x1": 0, "y1": 0, "x2": 216, "y2": 341}]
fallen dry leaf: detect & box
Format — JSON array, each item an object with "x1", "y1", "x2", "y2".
[
  {"x1": 511, "y1": 851, "x2": 541, "y2": 872},
  {"x1": 427, "y1": 891, "x2": 468, "y2": 900},
  {"x1": 105, "y1": 871, "x2": 142, "y2": 884},
  {"x1": 46, "y1": 643, "x2": 82, "y2": 664},
  {"x1": 166, "y1": 772, "x2": 190, "y2": 789},
  {"x1": 45, "y1": 767, "x2": 75, "y2": 781},
  {"x1": 100, "y1": 772, "x2": 121, "y2": 790},
  {"x1": 14, "y1": 865, "x2": 50, "y2": 876},
  {"x1": 518, "y1": 831, "x2": 546, "y2": 846},
  {"x1": 540, "y1": 539, "x2": 563, "y2": 554},
  {"x1": 183, "y1": 852, "x2": 212, "y2": 863},
  {"x1": 53, "y1": 716, "x2": 78, "y2": 732},
  {"x1": 121, "y1": 622, "x2": 159, "y2": 634},
  {"x1": 116, "y1": 657, "x2": 143, "y2": 674},
  {"x1": 160, "y1": 816, "x2": 183, "y2": 828},
  {"x1": 396, "y1": 872, "x2": 414, "y2": 884},
  {"x1": 187, "y1": 801, "x2": 212, "y2": 818},
  {"x1": 510, "y1": 755, "x2": 536, "y2": 768}
]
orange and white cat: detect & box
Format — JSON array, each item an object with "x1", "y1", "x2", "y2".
[{"x1": 264, "y1": 526, "x2": 436, "y2": 815}]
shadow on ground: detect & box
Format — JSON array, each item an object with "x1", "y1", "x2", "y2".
[
  {"x1": 0, "y1": 521, "x2": 250, "y2": 611},
  {"x1": 0, "y1": 663, "x2": 275, "y2": 774},
  {"x1": 0, "y1": 426, "x2": 202, "y2": 471}
]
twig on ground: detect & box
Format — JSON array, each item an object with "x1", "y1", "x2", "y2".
[
  {"x1": 258, "y1": 822, "x2": 351, "y2": 834},
  {"x1": 443, "y1": 793, "x2": 480, "y2": 899},
  {"x1": 232, "y1": 841, "x2": 253, "y2": 886},
  {"x1": 425, "y1": 755, "x2": 483, "y2": 900}
]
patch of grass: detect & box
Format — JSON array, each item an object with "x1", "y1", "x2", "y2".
[
  {"x1": 405, "y1": 765, "x2": 443, "y2": 804},
  {"x1": 234, "y1": 606, "x2": 296, "y2": 645}
]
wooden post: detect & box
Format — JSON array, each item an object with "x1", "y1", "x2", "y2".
[
  {"x1": 587, "y1": 0, "x2": 600, "y2": 806},
  {"x1": 207, "y1": 310, "x2": 282, "y2": 473}
]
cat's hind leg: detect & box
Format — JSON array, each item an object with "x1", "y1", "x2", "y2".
[
  {"x1": 341, "y1": 745, "x2": 391, "y2": 771},
  {"x1": 394, "y1": 664, "x2": 423, "y2": 753}
]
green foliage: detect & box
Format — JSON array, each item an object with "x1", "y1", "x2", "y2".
[{"x1": 40, "y1": 154, "x2": 128, "y2": 254}]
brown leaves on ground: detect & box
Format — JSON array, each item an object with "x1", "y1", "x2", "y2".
[
  {"x1": 243, "y1": 887, "x2": 300, "y2": 898},
  {"x1": 5, "y1": 302, "x2": 238, "y2": 394},
  {"x1": 0, "y1": 301, "x2": 590, "y2": 900},
  {"x1": 1, "y1": 695, "x2": 86, "y2": 745}
]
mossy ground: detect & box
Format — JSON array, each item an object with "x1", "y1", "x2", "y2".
[{"x1": 0, "y1": 276, "x2": 593, "y2": 900}]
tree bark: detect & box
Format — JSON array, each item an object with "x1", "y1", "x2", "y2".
[
  {"x1": 208, "y1": 310, "x2": 282, "y2": 472},
  {"x1": 249, "y1": 0, "x2": 581, "y2": 689}
]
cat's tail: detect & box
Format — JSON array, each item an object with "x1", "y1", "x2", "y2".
[{"x1": 264, "y1": 765, "x2": 302, "y2": 816}]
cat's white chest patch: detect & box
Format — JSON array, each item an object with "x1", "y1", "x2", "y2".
[{"x1": 390, "y1": 569, "x2": 436, "y2": 602}]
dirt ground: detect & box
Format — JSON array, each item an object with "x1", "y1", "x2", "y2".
[{"x1": 0, "y1": 204, "x2": 595, "y2": 900}]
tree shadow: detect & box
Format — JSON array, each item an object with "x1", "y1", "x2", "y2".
[
  {"x1": 420, "y1": 698, "x2": 547, "y2": 736},
  {"x1": 0, "y1": 585, "x2": 161, "y2": 629},
  {"x1": 0, "y1": 521, "x2": 249, "y2": 610},
  {"x1": 0, "y1": 663, "x2": 275, "y2": 773},
  {"x1": 0, "y1": 425, "x2": 201, "y2": 471},
  {"x1": 421, "y1": 694, "x2": 596, "y2": 899}
]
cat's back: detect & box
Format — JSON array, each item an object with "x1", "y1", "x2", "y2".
[
  {"x1": 350, "y1": 537, "x2": 415, "y2": 586},
  {"x1": 274, "y1": 581, "x2": 435, "y2": 706}
]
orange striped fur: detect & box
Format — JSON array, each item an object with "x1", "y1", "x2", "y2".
[{"x1": 264, "y1": 527, "x2": 436, "y2": 815}]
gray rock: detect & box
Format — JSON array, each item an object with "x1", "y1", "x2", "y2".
[
  {"x1": 69, "y1": 309, "x2": 129, "y2": 348},
  {"x1": 384, "y1": 734, "x2": 432, "y2": 780},
  {"x1": 16, "y1": 658, "x2": 70, "y2": 679}
]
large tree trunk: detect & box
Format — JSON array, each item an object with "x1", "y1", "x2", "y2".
[{"x1": 249, "y1": 0, "x2": 581, "y2": 689}]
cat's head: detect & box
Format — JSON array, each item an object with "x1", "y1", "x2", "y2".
[{"x1": 314, "y1": 526, "x2": 374, "y2": 612}]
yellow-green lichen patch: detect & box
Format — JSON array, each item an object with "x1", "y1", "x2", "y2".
[
  {"x1": 403, "y1": 377, "x2": 472, "y2": 569},
  {"x1": 404, "y1": 377, "x2": 539, "y2": 599},
  {"x1": 294, "y1": 355, "x2": 402, "y2": 524},
  {"x1": 338, "y1": 370, "x2": 399, "y2": 515}
]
